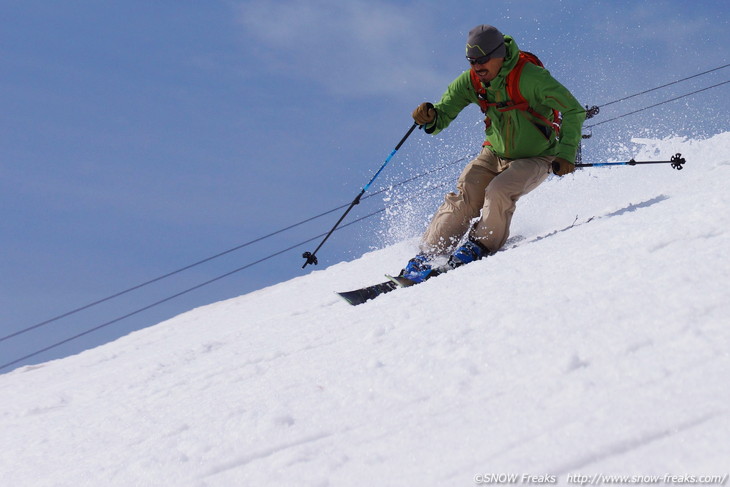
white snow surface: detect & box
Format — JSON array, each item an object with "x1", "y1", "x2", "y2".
[{"x1": 2, "y1": 133, "x2": 730, "y2": 486}]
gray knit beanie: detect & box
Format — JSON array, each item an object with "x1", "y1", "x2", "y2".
[{"x1": 466, "y1": 25, "x2": 506, "y2": 60}]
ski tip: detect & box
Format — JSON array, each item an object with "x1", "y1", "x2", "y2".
[{"x1": 336, "y1": 280, "x2": 399, "y2": 306}]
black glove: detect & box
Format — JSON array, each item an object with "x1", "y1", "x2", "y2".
[
  {"x1": 412, "y1": 102, "x2": 436, "y2": 126},
  {"x1": 552, "y1": 157, "x2": 575, "y2": 176}
]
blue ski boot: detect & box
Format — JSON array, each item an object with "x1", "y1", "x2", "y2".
[
  {"x1": 447, "y1": 239, "x2": 487, "y2": 269},
  {"x1": 399, "y1": 253, "x2": 435, "y2": 283}
]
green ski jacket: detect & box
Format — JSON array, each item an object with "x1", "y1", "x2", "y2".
[{"x1": 425, "y1": 35, "x2": 586, "y2": 163}]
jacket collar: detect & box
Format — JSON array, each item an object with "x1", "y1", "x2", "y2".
[{"x1": 489, "y1": 35, "x2": 519, "y2": 89}]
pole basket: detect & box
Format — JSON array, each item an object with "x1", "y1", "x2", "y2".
[{"x1": 670, "y1": 153, "x2": 686, "y2": 170}]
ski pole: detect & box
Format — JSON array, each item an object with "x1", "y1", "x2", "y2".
[
  {"x1": 302, "y1": 122, "x2": 419, "y2": 268},
  {"x1": 575, "y1": 153, "x2": 686, "y2": 170}
]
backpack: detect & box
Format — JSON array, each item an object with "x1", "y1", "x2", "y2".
[{"x1": 470, "y1": 51, "x2": 561, "y2": 138}]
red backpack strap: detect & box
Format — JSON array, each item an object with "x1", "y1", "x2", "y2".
[
  {"x1": 470, "y1": 52, "x2": 560, "y2": 141},
  {"x1": 470, "y1": 68, "x2": 489, "y2": 114},
  {"x1": 470, "y1": 68, "x2": 493, "y2": 146},
  {"x1": 506, "y1": 51, "x2": 561, "y2": 135},
  {"x1": 505, "y1": 53, "x2": 531, "y2": 109}
]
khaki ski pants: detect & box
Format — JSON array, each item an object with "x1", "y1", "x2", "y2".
[{"x1": 421, "y1": 147, "x2": 552, "y2": 254}]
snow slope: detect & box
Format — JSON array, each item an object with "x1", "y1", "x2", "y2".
[{"x1": 1, "y1": 133, "x2": 729, "y2": 486}]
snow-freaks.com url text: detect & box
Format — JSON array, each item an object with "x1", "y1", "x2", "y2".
[{"x1": 473, "y1": 474, "x2": 729, "y2": 485}]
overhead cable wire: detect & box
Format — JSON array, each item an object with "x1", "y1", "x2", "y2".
[
  {"x1": 597, "y1": 63, "x2": 730, "y2": 108},
  {"x1": 0, "y1": 152, "x2": 472, "y2": 345},
  {"x1": 0, "y1": 179, "x2": 452, "y2": 372},
  {"x1": 586, "y1": 79, "x2": 730, "y2": 129},
  {"x1": 0, "y1": 204, "x2": 347, "y2": 343}
]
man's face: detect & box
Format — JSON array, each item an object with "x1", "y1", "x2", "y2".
[{"x1": 472, "y1": 56, "x2": 504, "y2": 84}]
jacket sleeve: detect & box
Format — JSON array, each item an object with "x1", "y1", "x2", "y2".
[
  {"x1": 426, "y1": 71, "x2": 477, "y2": 135},
  {"x1": 522, "y1": 65, "x2": 586, "y2": 163}
]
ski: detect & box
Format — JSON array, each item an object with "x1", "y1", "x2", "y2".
[
  {"x1": 336, "y1": 280, "x2": 399, "y2": 306},
  {"x1": 335, "y1": 230, "x2": 591, "y2": 306},
  {"x1": 337, "y1": 267, "x2": 449, "y2": 306}
]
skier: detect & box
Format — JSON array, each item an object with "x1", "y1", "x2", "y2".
[{"x1": 400, "y1": 24, "x2": 586, "y2": 283}]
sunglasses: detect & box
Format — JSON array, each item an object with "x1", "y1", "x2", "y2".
[
  {"x1": 467, "y1": 55, "x2": 492, "y2": 65},
  {"x1": 466, "y1": 42, "x2": 504, "y2": 65}
]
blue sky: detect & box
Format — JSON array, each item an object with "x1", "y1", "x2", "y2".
[{"x1": 2, "y1": 0, "x2": 729, "y2": 371}]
